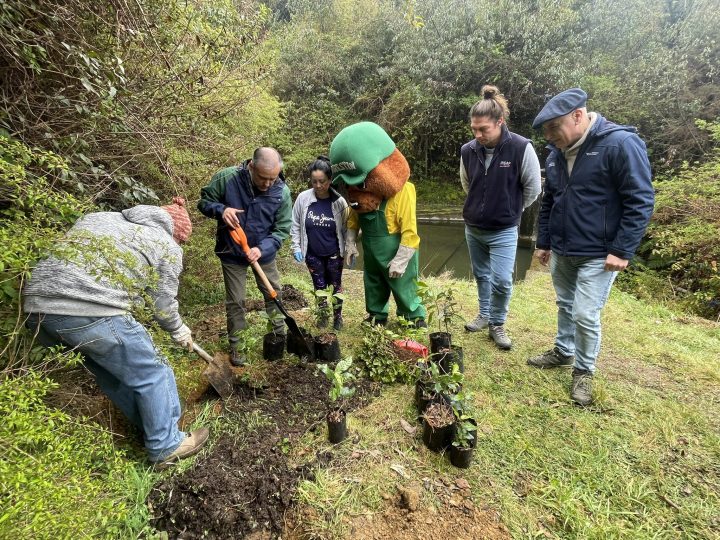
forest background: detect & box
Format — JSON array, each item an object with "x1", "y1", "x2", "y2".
[{"x1": 1, "y1": 0, "x2": 719, "y2": 536}]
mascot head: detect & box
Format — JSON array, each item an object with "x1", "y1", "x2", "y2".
[{"x1": 330, "y1": 122, "x2": 410, "y2": 213}]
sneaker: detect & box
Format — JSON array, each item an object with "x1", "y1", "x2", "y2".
[
  {"x1": 363, "y1": 316, "x2": 387, "y2": 326},
  {"x1": 230, "y1": 349, "x2": 247, "y2": 367},
  {"x1": 571, "y1": 368, "x2": 593, "y2": 406},
  {"x1": 153, "y1": 427, "x2": 210, "y2": 469},
  {"x1": 488, "y1": 324, "x2": 512, "y2": 350},
  {"x1": 527, "y1": 347, "x2": 574, "y2": 369},
  {"x1": 333, "y1": 313, "x2": 344, "y2": 331},
  {"x1": 464, "y1": 314, "x2": 489, "y2": 332}
]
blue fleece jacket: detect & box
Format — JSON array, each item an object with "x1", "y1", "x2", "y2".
[
  {"x1": 537, "y1": 114, "x2": 654, "y2": 259},
  {"x1": 198, "y1": 161, "x2": 292, "y2": 265}
]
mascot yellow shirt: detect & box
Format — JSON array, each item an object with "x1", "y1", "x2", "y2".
[{"x1": 347, "y1": 182, "x2": 420, "y2": 249}]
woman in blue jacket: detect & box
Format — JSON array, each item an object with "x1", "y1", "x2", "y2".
[{"x1": 290, "y1": 156, "x2": 349, "y2": 330}]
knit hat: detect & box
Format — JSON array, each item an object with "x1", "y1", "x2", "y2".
[
  {"x1": 161, "y1": 197, "x2": 192, "y2": 244},
  {"x1": 532, "y1": 88, "x2": 588, "y2": 129},
  {"x1": 330, "y1": 122, "x2": 396, "y2": 186}
]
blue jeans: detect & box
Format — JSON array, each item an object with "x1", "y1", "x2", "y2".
[
  {"x1": 549, "y1": 255, "x2": 618, "y2": 373},
  {"x1": 465, "y1": 225, "x2": 518, "y2": 325},
  {"x1": 26, "y1": 313, "x2": 185, "y2": 461}
]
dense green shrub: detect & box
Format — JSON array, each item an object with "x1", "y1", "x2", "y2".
[
  {"x1": 0, "y1": 371, "x2": 145, "y2": 538},
  {"x1": 619, "y1": 121, "x2": 720, "y2": 319},
  {"x1": 0, "y1": 136, "x2": 90, "y2": 370}
]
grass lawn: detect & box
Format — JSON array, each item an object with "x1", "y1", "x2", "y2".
[{"x1": 280, "y1": 261, "x2": 720, "y2": 539}]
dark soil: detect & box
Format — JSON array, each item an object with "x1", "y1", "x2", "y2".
[
  {"x1": 149, "y1": 361, "x2": 379, "y2": 539},
  {"x1": 245, "y1": 284, "x2": 308, "y2": 312}
]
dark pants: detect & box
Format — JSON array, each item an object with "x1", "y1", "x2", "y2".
[
  {"x1": 305, "y1": 252, "x2": 344, "y2": 312},
  {"x1": 222, "y1": 259, "x2": 285, "y2": 349}
]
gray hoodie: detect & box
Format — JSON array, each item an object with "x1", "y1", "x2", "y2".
[{"x1": 23, "y1": 205, "x2": 185, "y2": 332}]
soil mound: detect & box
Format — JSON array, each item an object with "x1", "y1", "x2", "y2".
[
  {"x1": 245, "y1": 284, "x2": 308, "y2": 312},
  {"x1": 149, "y1": 362, "x2": 377, "y2": 539}
]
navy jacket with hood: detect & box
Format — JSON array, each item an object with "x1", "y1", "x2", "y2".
[
  {"x1": 536, "y1": 114, "x2": 654, "y2": 260},
  {"x1": 198, "y1": 161, "x2": 292, "y2": 265}
]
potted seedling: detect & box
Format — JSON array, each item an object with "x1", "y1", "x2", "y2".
[
  {"x1": 448, "y1": 390, "x2": 477, "y2": 468},
  {"x1": 414, "y1": 360, "x2": 440, "y2": 417},
  {"x1": 258, "y1": 311, "x2": 286, "y2": 361},
  {"x1": 317, "y1": 357, "x2": 355, "y2": 443},
  {"x1": 313, "y1": 287, "x2": 345, "y2": 362},
  {"x1": 420, "y1": 362, "x2": 464, "y2": 451},
  {"x1": 416, "y1": 281, "x2": 463, "y2": 354}
]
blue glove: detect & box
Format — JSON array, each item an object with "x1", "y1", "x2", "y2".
[{"x1": 294, "y1": 251, "x2": 304, "y2": 263}]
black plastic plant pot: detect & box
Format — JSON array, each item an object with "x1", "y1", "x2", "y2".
[
  {"x1": 429, "y1": 332, "x2": 451, "y2": 354},
  {"x1": 314, "y1": 333, "x2": 341, "y2": 362},
  {"x1": 327, "y1": 407, "x2": 347, "y2": 444},
  {"x1": 287, "y1": 327, "x2": 315, "y2": 359},
  {"x1": 449, "y1": 445, "x2": 474, "y2": 468},
  {"x1": 263, "y1": 332, "x2": 286, "y2": 361},
  {"x1": 422, "y1": 417, "x2": 455, "y2": 452},
  {"x1": 421, "y1": 398, "x2": 455, "y2": 451},
  {"x1": 436, "y1": 348, "x2": 456, "y2": 374},
  {"x1": 414, "y1": 381, "x2": 435, "y2": 416},
  {"x1": 451, "y1": 344, "x2": 464, "y2": 370}
]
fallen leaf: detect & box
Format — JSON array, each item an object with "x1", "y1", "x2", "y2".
[
  {"x1": 400, "y1": 418, "x2": 417, "y2": 435},
  {"x1": 456, "y1": 478, "x2": 470, "y2": 490},
  {"x1": 390, "y1": 464, "x2": 408, "y2": 478}
]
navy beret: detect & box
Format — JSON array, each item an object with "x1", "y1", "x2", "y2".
[{"x1": 532, "y1": 88, "x2": 588, "y2": 129}]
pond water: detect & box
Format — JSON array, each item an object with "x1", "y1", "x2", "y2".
[{"x1": 353, "y1": 220, "x2": 536, "y2": 282}]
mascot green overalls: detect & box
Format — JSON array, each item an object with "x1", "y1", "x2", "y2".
[{"x1": 330, "y1": 122, "x2": 426, "y2": 326}]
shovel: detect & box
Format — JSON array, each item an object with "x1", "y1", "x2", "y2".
[
  {"x1": 229, "y1": 225, "x2": 314, "y2": 358},
  {"x1": 192, "y1": 342, "x2": 235, "y2": 399}
]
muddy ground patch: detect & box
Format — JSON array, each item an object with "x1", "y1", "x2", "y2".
[{"x1": 149, "y1": 361, "x2": 379, "y2": 539}]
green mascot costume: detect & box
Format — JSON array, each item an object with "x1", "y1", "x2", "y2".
[{"x1": 330, "y1": 122, "x2": 426, "y2": 325}]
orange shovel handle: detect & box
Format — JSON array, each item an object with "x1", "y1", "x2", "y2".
[{"x1": 229, "y1": 225, "x2": 278, "y2": 300}]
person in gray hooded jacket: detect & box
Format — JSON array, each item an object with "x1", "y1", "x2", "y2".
[{"x1": 23, "y1": 198, "x2": 209, "y2": 468}]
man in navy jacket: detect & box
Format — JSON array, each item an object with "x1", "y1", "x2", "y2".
[
  {"x1": 528, "y1": 88, "x2": 654, "y2": 406},
  {"x1": 198, "y1": 147, "x2": 292, "y2": 366}
]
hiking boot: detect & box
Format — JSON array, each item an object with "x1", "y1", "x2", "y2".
[
  {"x1": 363, "y1": 315, "x2": 387, "y2": 326},
  {"x1": 488, "y1": 324, "x2": 512, "y2": 350},
  {"x1": 571, "y1": 368, "x2": 593, "y2": 406},
  {"x1": 153, "y1": 427, "x2": 210, "y2": 469},
  {"x1": 464, "y1": 314, "x2": 489, "y2": 332},
  {"x1": 412, "y1": 318, "x2": 427, "y2": 329},
  {"x1": 230, "y1": 349, "x2": 247, "y2": 367},
  {"x1": 333, "y1": 312, "x2": 344, "y2": 331},
  {"x1": 527, "y1": 347, "x2": 574, "y2": 369}
]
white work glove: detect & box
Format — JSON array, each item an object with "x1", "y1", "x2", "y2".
[
  {"x1": 344, "y1": 229, "x2": 359, "y2": 268},
  {"x1": 171, "y1": 324, "x2": 193, "y2": 352},
  {"x1": 388, "y1": 245, "x2": 416, "y2": 278}
]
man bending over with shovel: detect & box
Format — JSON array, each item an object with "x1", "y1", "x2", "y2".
[
  {"x1": 198, "y1": 147, "x2": 292, "y2": 366},
  {"x1": 24, "y1": 197, "x2": 209, "y2": 469}
]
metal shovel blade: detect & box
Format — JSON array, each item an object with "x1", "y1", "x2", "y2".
[
  {"x1": 273, "y1": 298, "x2": 313, "y2": 358},
  {"x1": 193, "y1": 343, "x2": 234, "y2": 399}
]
